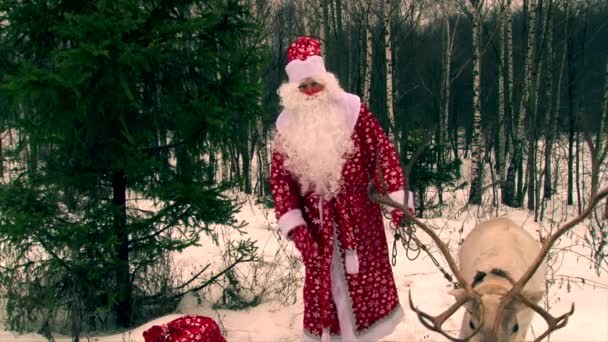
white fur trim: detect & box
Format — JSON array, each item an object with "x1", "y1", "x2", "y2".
[
  {"x1": 382, "y1": 190, "x2": 414, "y2": 213},
  {"x1": 344, "y1": 250, "x2": 359, "y2": 275},
  {"x1": 278, "y1": 209, "x2": 307, "y2": 238},
  {"x1": 276, "y1": 91, "x2": 361, "y2": 136},
  {"x1": 335, "y1": 92, "x2": 361, "y2": 132},
  {"x1": 321, "y1": 328, "x2": 330, "y2": 342},
  {"x1": 286, "y1": 55, "x2": 327, "y2": 83}
]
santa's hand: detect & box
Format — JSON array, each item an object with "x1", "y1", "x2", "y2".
[
  {"x1": 288, "y1": 225, "x2": 319, "y2": 267},
  {"x1": 391, "y1": 207, "x2": 414, "y2": 228}
]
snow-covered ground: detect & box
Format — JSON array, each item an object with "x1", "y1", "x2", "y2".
[{"x1": 2, "y1": 186, "x2": 607, "y2": 342}]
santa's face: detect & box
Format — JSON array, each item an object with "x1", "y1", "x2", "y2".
[
  {"x1": 298, "y1": 78, "x2": 325, "y2": 96},
  {"x1": 276, "y1": 73, "x2": 354, "y2": 199}
]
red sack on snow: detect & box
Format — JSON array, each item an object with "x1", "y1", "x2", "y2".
[{"x1": 143, "y1": 315, "x2": 227, "y2": 342}]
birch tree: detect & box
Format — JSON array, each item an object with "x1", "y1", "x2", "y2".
[
  {"x1": 526, "y1": 0, "x2": 547, "y2": 211},
  {"x1": 543, "y1": 0, "x2": 568, "y2": 203},
  {"x1": 384, "y1": 0, "x2": 396, "y2": 141},
  {"x1": 468, "y1": 0, "x2": 484, "y2": 205},
  {"x1": 503, "y1": 0, "x2": 517, "y2": 205},
  {"x1": 598, "y1": 59, "x2": 608, "y2": 191},
  {"x1": 587, "y1": 58, "x2": 608, "y2": 197},
  {"x1": 301, "y1": 0, "x2": 311, "y2": 36},
  {"x1": 251, "y1": 0, "x2": 272, "y2": 196},
  {"x1": 496, "y1": 0, "x2": 507, "y2": 202},
  {"x1": 363, "y1": 0, "x2": 374, "y2": 105},
  {"x1": 438, "y1": 0, "x2": 457, "y2": 159},
  {"x1": 506, "y1": 0, "x2": 538, "y2": 207},
  {"x1": 321, "y1": 0, "x2": 329, "y2": 55},
  {"x1": 519, "y1": 0, "x2": 538, "y2": 207}
]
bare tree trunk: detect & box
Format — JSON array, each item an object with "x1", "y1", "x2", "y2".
[
  {"x1": 336, "y1": 0, "x2": 343, "y2": 38},
  {"x1": 575, "y1": 132, "x2": 582, "y2": 214},
  {"x1": 363, "y1": 0, "x2": 373, "y2": 105},
  {"x1": 544, "y1": 1, "x2": 568, "y2": 202},
  {"x1": 438, "y1": 1, "x2": 456, "y2": 207},
  {"x1": 321, "y1": 0, "x2": 329, "y2": 55},
  {"x1": 113, "y1": 171, "x2": 131, "y2": 327},
  {"x1": 567, "y1": 27, "x2": 575, "y2": 206},
  {"x1": 496, "y1": 0, "x2": 507, "y2": 204},
  {"x1": 384, "y1": 0, "x2": 396, "y2": 142},
  {"x1": 515, "y1": 0, "x2": 538, "y2": 207},
  {"x1": 605, "y1": 191, "x2": 608, "y2": 220},
  {"x1": 601, "y1": 59, "x2": 608, "y2": 218},
  {"x1": 0, "y1": 129, "x2": 3, "y2": 181},
  {"x1": 591, "y1": 59, "x2": 608, "y2": 196},
  {"x1": 468, "y1": 0, "x2": 483, "y2": 205},
  {"x1": 302, "y1": 0, "x2": 310, "y2": 36},
  {"x1": 503, "y1": 0, "x2": 516, "y2": 206},
  {"x1": 439, "y1": 0, "x2": 455, "y2": 159},
  {"x1": 252, "y1": 0, "x2": 270, "y2": 197},
  {"x1": 528, "y1": 0, "x2": 553, "y2": 212}
]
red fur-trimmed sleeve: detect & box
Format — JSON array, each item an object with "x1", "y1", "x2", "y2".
[
  {"x1": 358, "y1": 104, "x2": 411, "y2": 211},
  {"x1": 270, "y1": 144, "x2": 307, "y2": 238}
]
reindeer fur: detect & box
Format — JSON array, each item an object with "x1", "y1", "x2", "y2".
[{"x1": 451, "y1": 218, "x2": 547, "y2": 342}]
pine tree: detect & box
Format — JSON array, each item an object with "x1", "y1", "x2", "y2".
[{"x1": 0, "y1": 0, "x2": 264, "y2": 331}]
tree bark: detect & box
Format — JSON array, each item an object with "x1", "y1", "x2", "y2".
[
  {"x1": 567, "y1": 24, "x2": 575, "y2": 206},
  {"x1": 528, "y1": 0, "x2": 553, "y2": 212},
  {"x1": 544, "y1": 1, "x2": 567, "y2": 201},
  {"x1": 591, "y1": 59, "x2": 608, "y2": 196},
  {"x1": 384, "y1": 0, "x2": 396, "y2": 143},
  {"x1": 439, "y1": 0, "x2": 454, "y2": 160},
  {"x1": 468, "y1": 0, "x2": 483, "y2": 205},
  {"x1": 515, "y1": 0, "x2": 538, "y2": 207},
  {"x1": 496, "y1": 0, "x2": 507, "y2": 203},
  {"x1": 503, "y1": 0, "x2": 517, "y2": 206},
  {"x1": 302, "y1": 0, "x2": 310, "y2": 36},
  {"x1": 113, "y1": 170, "x2": 131, "y2": 327},
  {"x1": 321, "y1": 0, "x2": 329, "y2": 55},
  {"x1": 575, "y1": 132, "x2": 581, "y2": 214},
  {"x1": 601, "y1": 59, "x2": 608, "y2": 218},
  {"x1": 363, "y1": 1, "x2": 373, "y2": 105}
]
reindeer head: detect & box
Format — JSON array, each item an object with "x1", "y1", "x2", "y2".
[{"x1": 450, "y1": 271, "x2": 544, "y2": 342}]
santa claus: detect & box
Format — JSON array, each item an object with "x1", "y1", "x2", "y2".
[{"x1": 270, "y1": 36, "x2": 414, "y2": 341}]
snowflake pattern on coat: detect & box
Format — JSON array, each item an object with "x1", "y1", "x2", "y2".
[{"x1": 271, "y1": 103, "x2": 406, "y2": 337}]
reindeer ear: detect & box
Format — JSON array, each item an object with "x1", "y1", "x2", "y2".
[
  {"x1": 449, "y1": 288, "x2": 467, "y2": 300},
  {"x1": 521, "y1": 289, "x2": 545, "y2": 304}
]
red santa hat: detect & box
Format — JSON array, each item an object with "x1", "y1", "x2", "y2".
[
  {"x1": 143, "y1": 315, "x2": 227, "y2": 342},
  {"x1": 285, "y1": 36, "x2": 327, "y2": 83}
]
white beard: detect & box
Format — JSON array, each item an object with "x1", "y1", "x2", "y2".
[{"x1": 277, "y1": 74, "x2": 354, "y2": 199}]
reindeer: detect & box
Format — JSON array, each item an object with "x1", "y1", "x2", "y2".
[
  {"x1": 450, "y1": 217, "x2": 547, "y2": 342},
  {"x1": 369, "y1": 184, "x2": 608, "y2": 342}
]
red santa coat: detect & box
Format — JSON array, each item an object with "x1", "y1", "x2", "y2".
[
  {"x1": 271, "y1": 92, "x2": 408, "y2": 340},
  {"x1": 142, "y1": 315, "x2": 227, "y2": 342}
]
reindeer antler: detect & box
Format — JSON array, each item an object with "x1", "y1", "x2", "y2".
[
  {"x1": 368, "y1": 181, "x2": 482, "y2": 340},
  {"x1": 368, "y1": 184, "x2": 469, "y2": 289},
  {"x1": 515, "y1": 294, "x2": 575, "y2": 342},
  {"x1": 497, "y1": 187, "x2": 608, "y2": 338},
  {"x1": 408, "y1": 289, "x2": 483, "y2": 341}
]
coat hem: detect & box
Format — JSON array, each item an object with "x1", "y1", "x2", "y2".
[
  {"x1": 301, "y1": 305, "x2": 404, "y2": 342},
  {"x1": 301, "y1": 224, "x2": 403, "y2": 341}
]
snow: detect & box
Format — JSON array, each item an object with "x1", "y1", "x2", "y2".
[
  {"x1": 2, "y1": 187, "x2": 607, "y2": 342},
  {"x1": 1, "y1": 144, "x2": 608, "y2": 341}
]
